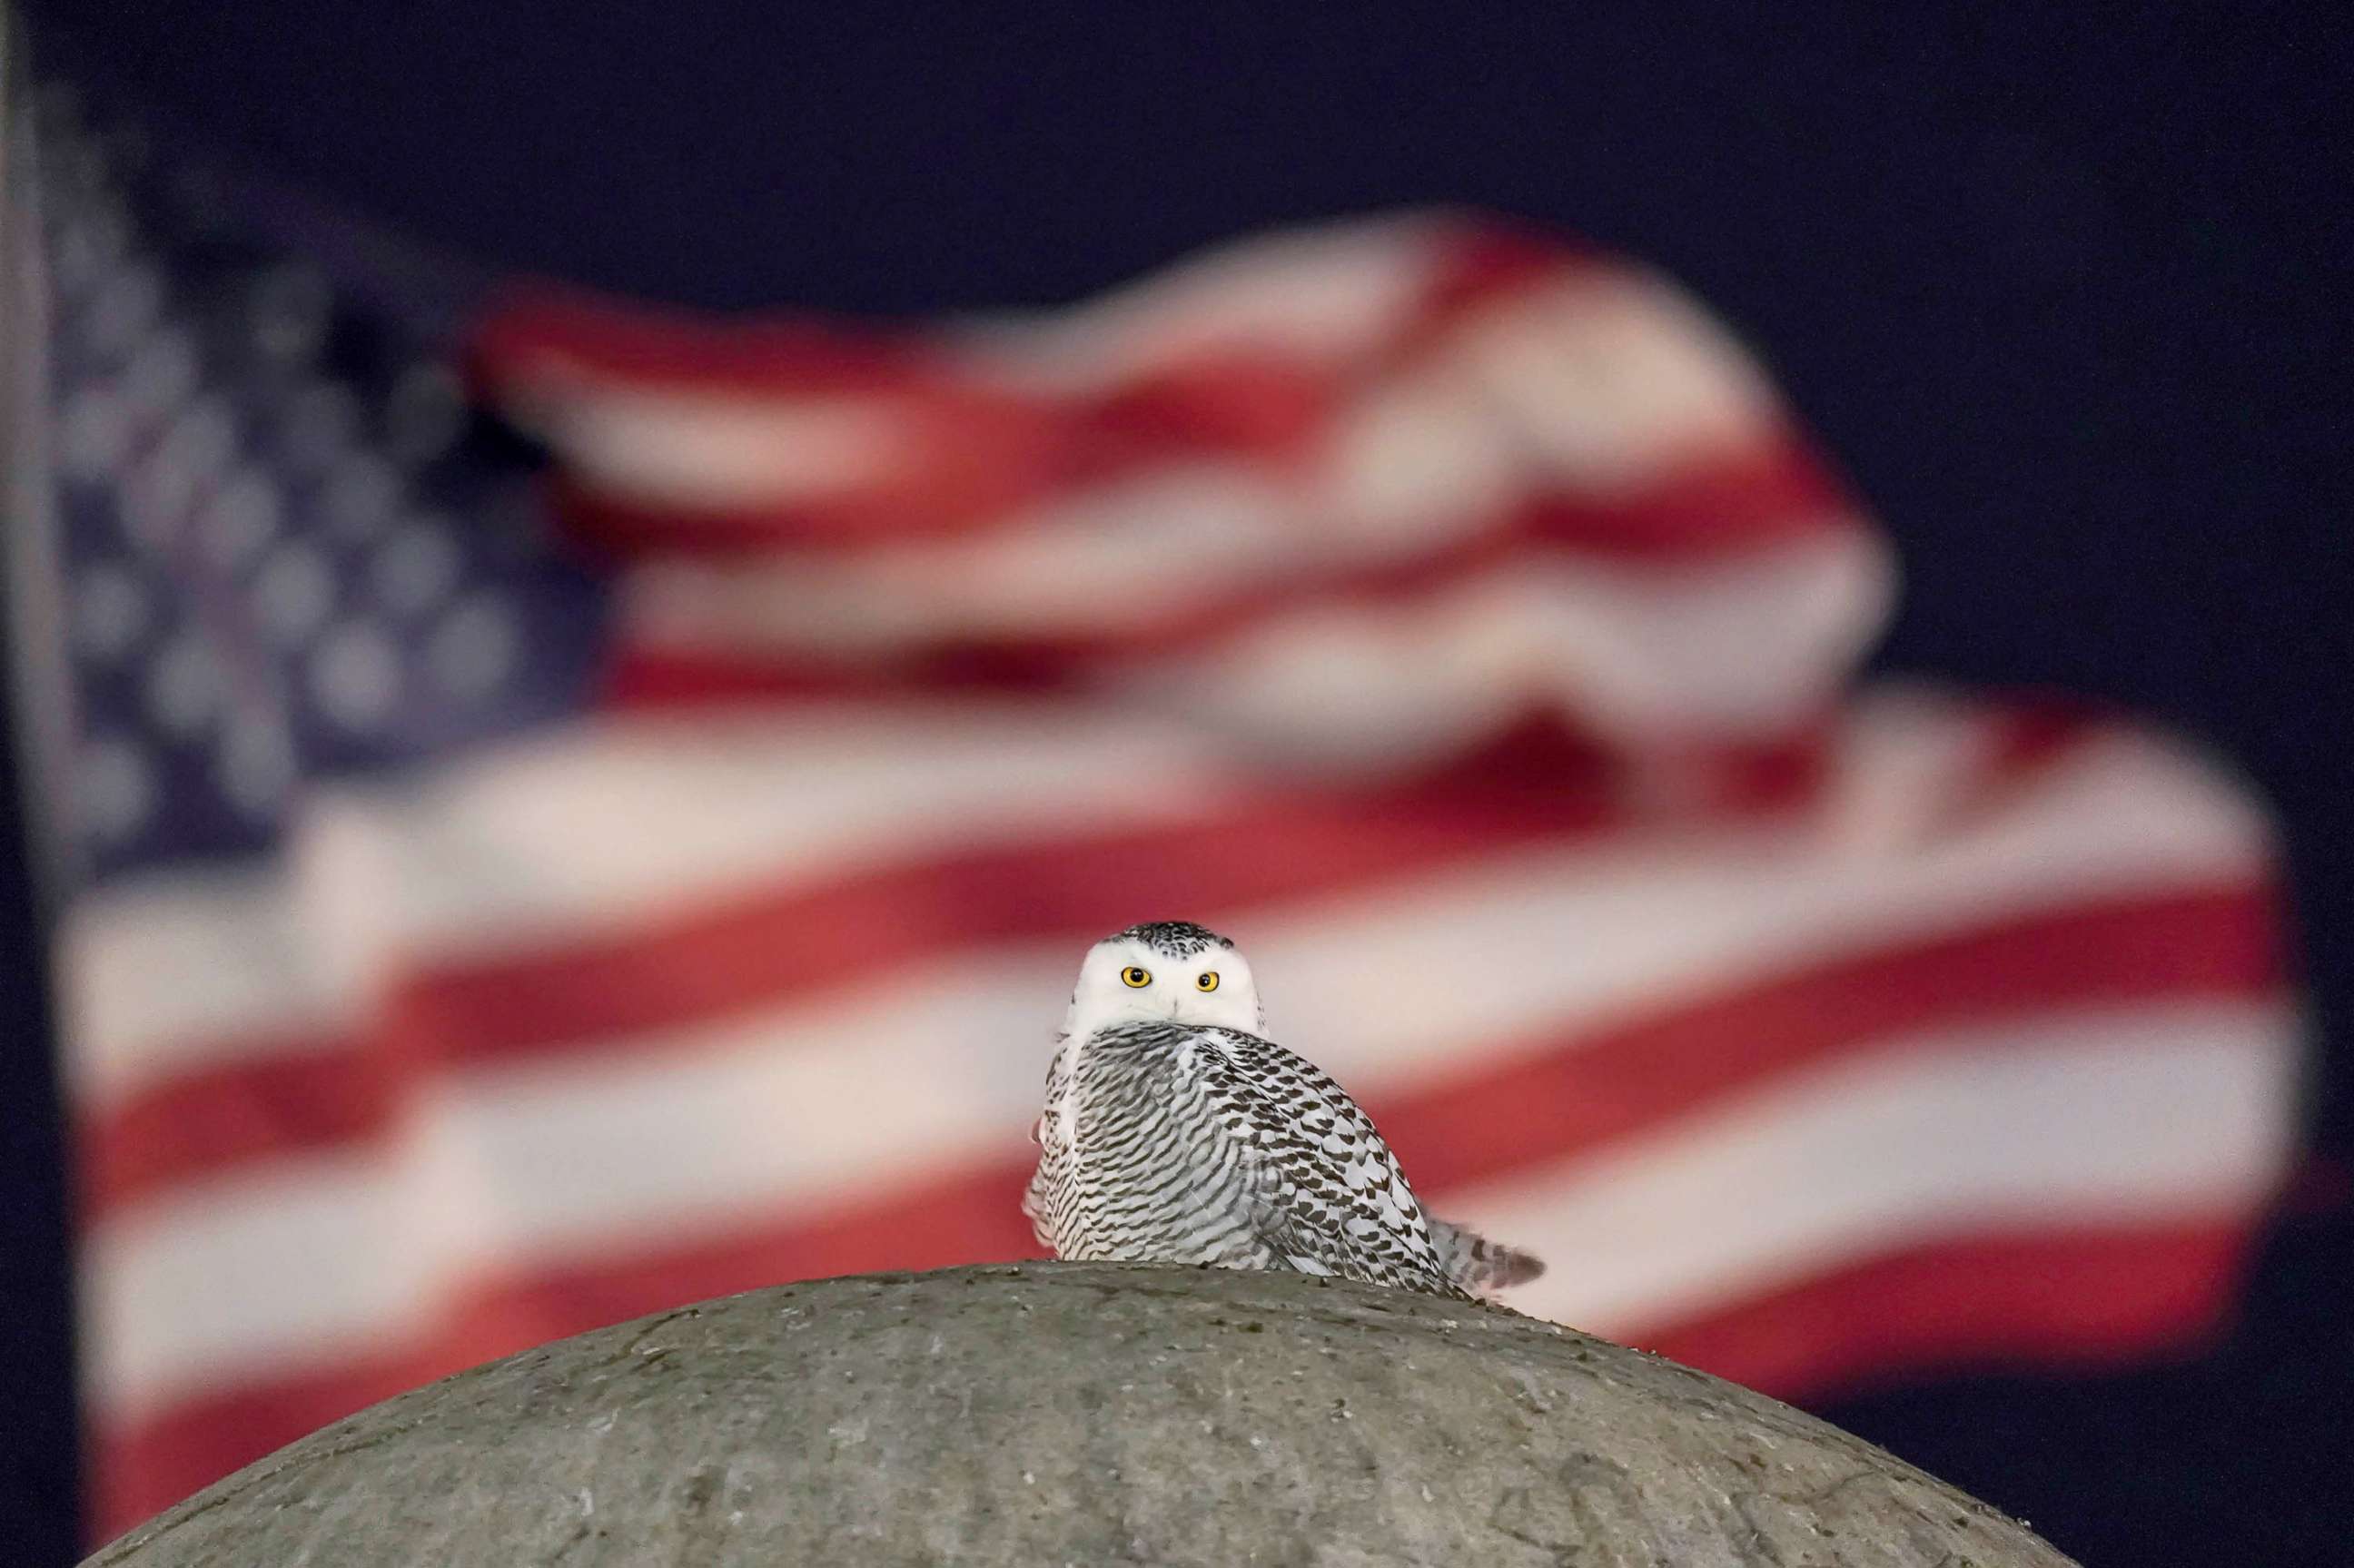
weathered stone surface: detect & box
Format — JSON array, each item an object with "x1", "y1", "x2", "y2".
[{"x1": 92, "y1": 1263, "x2": 2077, "y2": 1566}]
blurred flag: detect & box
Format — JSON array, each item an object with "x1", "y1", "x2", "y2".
[{"x1": 11, "y1": 84, "x2": 2303, "y2": 1544}]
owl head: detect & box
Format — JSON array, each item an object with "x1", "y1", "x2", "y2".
[{"x1": 1063, "y1": 920, "x2": 1265, "y2": 1039}]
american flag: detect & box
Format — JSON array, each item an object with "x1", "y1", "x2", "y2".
[{"x1": 15, "y1": 84, "x2": 2303, "y2": 1545}]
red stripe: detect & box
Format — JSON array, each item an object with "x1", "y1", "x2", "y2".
[
  {"x1": 89, "y1": 1211, "x2": 2260, "y2": 1548},
  {"x1": 81, "y1": 717, "x2": 1670, "y2": 1218},
  {"x1": 551, "y1": 436, "x2": 1847, "y2": 571},
  {"x1": 539, "y1": 390, "x2": 1081, "y2": 552},
  {"x1": 472, "y1": 287, "x2": 1321, "y2": 415},
  {"x1": 85, "y1": 1031, "x2": 398, "y2": 1218},
  {"x1": 482, "y1": 333, "x2": 1334, "y2": 555},
  {"x1": 1394, "y1": 220, "x2": 1600, "y2": 350},
  {"x1": 1503, "y1": 442, "x2": 1855, "y2": 557},
  {"x1": 1981, "y1": 693, "x2": 2114, "y2": 774},
  {"x1": 1374, "y1": 882, "x2": 2285, "y2": 1194},
  {"x1": 476, "y1": 313, "x2": 1346, "y2": 555},
  {"x1": 82, "y1": 865, "x2": 2277, "y2": 1239},
  {"x1": 470, "y1": 229, "x2": 1479, "y2": 399},
  {"x1": 533, "y1": 358, "x2": 1330, "y2": 558},
  {"x1": 469, "y1": 281, "x2": 952, "y2": 395},
  {"x1": 468, "y1": 222, "x2": 1601, "y2": 404},
  {"x1": 1641, "y1": 1218, "x2": 2255, "y2": 1400}
]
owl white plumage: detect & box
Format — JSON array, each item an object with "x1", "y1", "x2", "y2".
[{"x1": 1023, "y1": 921, "x2": 1542, "y2": 1300}]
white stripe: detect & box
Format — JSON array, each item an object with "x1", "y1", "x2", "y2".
[
  {"x1": 619, "y1": 464, "x2": 1321, "y2": 646},
  {"x1": 949, "y1": 212, "x2": 1454, "y2": 393},
  {"x1": 615, "y1": 472, "x2": 1874, "y2": 654},
  {"x1": 83, "y1": 998, "x2": 2293, "y2": 1422},
  {"x1": 503, "y1": 389, "x2": 912, "y2": 508},
  {"x1": 64, "y1": 689, "x2": 2263, "y2": 1114},
  {"x1": 490, "y1": 238, "x2": 1782, "y2": 516},
  {"x1": 1450, "y1": 1003, "x2": 2297, "y2": 1333},
  {"x1": 1451, "y1": 269, "x2": 1788, "y2": 491},
  {"x1": 61, "y1": 702, "x2": 1245, "y2": 1105},
  {"x1": 61, "y1": 864, "x2": 360, "y2": 1099},
  {"x1": 627, "y1": 532, "x2": 1897, "y2": 764},
  {"x1": 1104, "y1": 535, "x2": 1893, "y2": 764}
]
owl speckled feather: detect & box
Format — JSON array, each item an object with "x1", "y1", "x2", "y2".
[{"x1": 1023, "y1": 921, "x2": 1542, "y2": 1299}]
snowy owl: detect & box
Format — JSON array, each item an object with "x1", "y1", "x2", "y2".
[{"x1": 1023, "y1": 920, "x2": 1543, "y2": 1299}]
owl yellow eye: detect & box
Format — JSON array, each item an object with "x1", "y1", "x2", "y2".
[
  {"x1": 1195, "y1": 971, "x2": 1220, "y2": 992},
  {"x1": 1121, "y1": 966, "x2": 1152, "y2": 988}
]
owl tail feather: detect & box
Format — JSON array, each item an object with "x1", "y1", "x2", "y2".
[{"x1": 1429, "y1": 1216, "x2": 1546, "y2": 1293}]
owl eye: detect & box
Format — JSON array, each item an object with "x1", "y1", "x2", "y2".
[
  {"x1": 1195, "y1": 971, "x2": 1220, "y2": 992},
  {"x1": 1121, "y1": 966, "x2": 1152, "y2": 988}
]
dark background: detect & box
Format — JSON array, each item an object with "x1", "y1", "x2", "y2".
[{"x1": 5, "y1": 6, "x2": 2348, "y2": 1564}]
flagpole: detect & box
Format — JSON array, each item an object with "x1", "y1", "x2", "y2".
[
  {"x1": 1, "y1": 0, "x2": 78, "y2": 922},
  {"x1": 0, "y1": 22, "x2": 84, "y2": 1563}
]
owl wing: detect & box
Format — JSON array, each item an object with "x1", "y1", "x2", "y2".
[
  {"x1": 1194, "y1": 1027, "x2": 1469, "y2": 1298},
  {"x1": 1021, "y1": 1045, "x2": 1070, "y2": 1250},
  {"x1": 1019, "y1": 1112, "x2": 1050, "y2": 1244}
]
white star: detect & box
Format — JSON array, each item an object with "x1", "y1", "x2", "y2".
[
  {"x1": 252, "y1": 544, "x2": 336, "y2": 646},
  {"x1": 77, "y1": 737, "x2": 155, "y2": 843},
  {"x1": 310, "y1": 622, "x2": 402, "y2": 731},
  {"x1": 72, "y1": 565, "x2": 149, "y2": 664}
]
